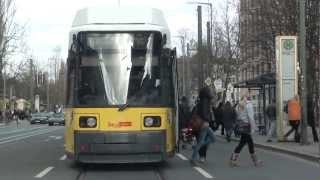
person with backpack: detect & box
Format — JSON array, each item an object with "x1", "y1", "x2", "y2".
[
  {"x1": 230, "y1": 96, "x2": 262, "y2": 167},
  {"x1": 266, "y1": 100, "x2": 276, "y2": 142},
  {"x1": 284, "y1": 95, "x2": 301, "y2": 142}
]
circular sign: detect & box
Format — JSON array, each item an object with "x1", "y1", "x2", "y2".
[{"x1": 283, "y1": 39, "x2": 294, "y2": 50}]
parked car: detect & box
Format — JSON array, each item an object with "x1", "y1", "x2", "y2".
[
  {"x1": 30, "y1": 113, "x2": 49, "y2": 124},
  {"x1": 48, "y1": 113, "x2": 64, "y2": 126}
]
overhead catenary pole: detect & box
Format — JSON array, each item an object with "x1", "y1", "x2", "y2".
[
  {"x1": 299, "y1": 0, "x2": 308, "y2": 145},
  {"x1": 2, "y1": 70, "x2": 5, "y2": 123},
  {"x1": 46, "y1": 72, "x2": 50, "y2": 112},
  {"x1": 29, "y1": 59, "x2": 34, "y2": 112},
  {"x1": 197, "y1": 5, "x2": 203, "y2": 89},
  {"x1": 181, "y1": 37, "x2": 186, "y2": 96},
  {"x1": 206, "y1": 21, "x2": 211, "y2": 79}
]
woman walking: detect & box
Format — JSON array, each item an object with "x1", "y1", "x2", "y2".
[
  {"x1": 222, "y1": 101, "x2": 237, "y2": 142},
  {"x1": 230, "y1": 97, "x2": 262, "y2": 167}
]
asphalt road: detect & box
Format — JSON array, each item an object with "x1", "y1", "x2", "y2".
[{"x1": 0, "y1": 122, "x2": 318, "y2": 180}]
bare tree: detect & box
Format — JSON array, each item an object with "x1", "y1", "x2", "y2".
[{"x1": 218, "y1": 0, "x2": 241, "y2": 102}]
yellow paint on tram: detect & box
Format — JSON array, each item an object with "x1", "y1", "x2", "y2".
[{"x1": 64, "y1": 107, "x2": 176, "y2": 156}]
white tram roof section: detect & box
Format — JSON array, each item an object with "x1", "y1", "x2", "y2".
[
  {"x1": 71, "y1": 7, "x2": 171, "y2": 47},
  {"x1": 72, "y1": 7, "x2": 168, "y2": 28}
]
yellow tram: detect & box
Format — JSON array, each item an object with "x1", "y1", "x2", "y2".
[{"x1": 64, "y1": 7, "x2": 178, "y2": 163}]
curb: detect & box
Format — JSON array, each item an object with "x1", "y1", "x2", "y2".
[{"x1": 216, "y1": 135, "x2": 320, "y2": 163}]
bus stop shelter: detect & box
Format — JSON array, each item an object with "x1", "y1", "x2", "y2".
[{"x1": 233, "y1": 73, "x2": 276, "y2": 135}]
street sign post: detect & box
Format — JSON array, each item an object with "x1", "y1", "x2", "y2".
[{"x1": 275, "y1": 36, "x2": 298, "y2": 141}]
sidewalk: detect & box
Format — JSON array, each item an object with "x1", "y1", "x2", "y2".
[{"x1": 215, "y1": 128, "x2": 320, "y2": 163}]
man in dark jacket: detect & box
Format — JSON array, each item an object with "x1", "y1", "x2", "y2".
[
  {"x1": 307, "y1": 97, "x2": 319, "y2": 142},
  {"x1": 179, "y1": 96, "x2": 191, "y2": 131},
  {"x1": 266, "y1": 100, "x2": 276, "y2": 142},
  {"x1": 222, "y1": 101, "x2": 237, "y2": 142},
  {"x1": 213, "y1": 102, "x2": 224, "y2": 135},
  {"x1": 194, "y1": 79, "x2": 214, "y2": 163}
]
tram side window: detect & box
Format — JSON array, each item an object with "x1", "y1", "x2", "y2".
[{"x1": 66, "y1": 52, "x2": 75, "y2": 106}]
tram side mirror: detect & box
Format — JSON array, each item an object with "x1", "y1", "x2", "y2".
[
  {"x1": 170, "y1": 48, "x2": 177, "y2": 60},
  {"x1": 161, "y1": 48, "x2": 171, "y2": 60},
  {"x1": 161, "y1": 34, "x2": 167, "y2": 47}
]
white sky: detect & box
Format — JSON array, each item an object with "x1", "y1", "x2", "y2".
[{"x1": 14, "y1": 0, "x2": 227, "y2": 65}]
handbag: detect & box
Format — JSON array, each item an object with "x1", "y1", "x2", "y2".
[{"x1": 235, "y1": 120, "x2": 251, "y2": 134}]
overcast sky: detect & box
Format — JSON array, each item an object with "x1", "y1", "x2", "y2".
[{"x1": 14, "y1": 0, "x2": 226, "y2": 64}]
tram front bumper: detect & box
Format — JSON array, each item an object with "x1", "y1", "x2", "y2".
[{"x1": 73, "y1": 130, "x2": 166, "y2": 164}]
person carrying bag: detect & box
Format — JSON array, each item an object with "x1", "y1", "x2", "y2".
[{"x1": 230, "y1": 97, "x2": 262, "y2": 167}]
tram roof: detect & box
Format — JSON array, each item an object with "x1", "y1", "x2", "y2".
[{"x1": 72, "y1": 6, "x2": 169, "y2": 29}]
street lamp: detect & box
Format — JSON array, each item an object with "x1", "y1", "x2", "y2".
[
  {"x1": 187, "y1": 1, "x2": 213, "y2": 49},
  {"x1": 187, "y1": 1, "x2": 213, "y2": 87}
]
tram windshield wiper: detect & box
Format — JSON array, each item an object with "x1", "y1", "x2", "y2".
[{"x1": 118, "y1": 103, "x2": 129, "y2": 112}]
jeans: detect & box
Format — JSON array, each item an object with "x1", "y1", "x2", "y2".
[
  {"x1": 234, "y1": 133, "x2": 255, "y2": 154},
  {"x1": 196, "y1": 133, "x2": 208, "y2": 158},
  {"x1": 267, "y1": 120, "x2": 276, "y2": 140},
  {"x1": 192, "y1": 127, "x2": 215, "y2": 160}
]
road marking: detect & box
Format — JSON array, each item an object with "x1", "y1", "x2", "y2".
[
  {"x1": 176, "y1": 153, "x2": 188, "y2": 161},
  {"x1": 0, "y1": 126, "x2": 43, "y2": 136},
  {"x1": 35, "y1": 166, "x2": 54, "y2": 178},
  {"x1": 55, "y1": 136, "x2": 62, "y2": 140},
  {"x1": 0, "y1": 128, "x2": 55, "y2": 142},
  {"x1": 0, "y1": 128, "x2": 61, "y2": 145},
  {"x1": 193, "y1": 167, "x2": 215, "y2": 179},
  {"x1": 60, "y1": 155, "x2": 67, "y2": 160}
]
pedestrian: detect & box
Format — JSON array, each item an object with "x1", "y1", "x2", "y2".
[
  {"x1": 179, "y1": 96, "x2": 191, "y2": 131},
  {"x1": 284, "y1": 95, "x2": 301, "y2": 142},
  {"x1": 213, "y1": 102, "x2": 224, "y2": 135},
  {"x1": 307, "y1": 97, "x2": 319, "y2": 143},
  {"x1": 179, "y1": 96, "x2": 191, "y2": 149},
  {"x1": 190, "y1": 78, "x2": 215, "y2": 164},
  {"x1": 230, "y1": 96, "x2": 262, "y2": 167},
  {"x1": 222, "y1": 101, "x2": 237, "y2": 142},
  {"x1": 266, "y1": 99, "x2": 276, "y2": 142}
]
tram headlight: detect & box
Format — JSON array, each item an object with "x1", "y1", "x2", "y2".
[
  {"x1": 144, "y1": 116, "x2": 161, "y2": 127},
  {"x1": 87, "y1": 117, "x2": 97, "y2": 127},
  {"x1": 79, "y1": 117, "x2": 97, "y2": 128}
]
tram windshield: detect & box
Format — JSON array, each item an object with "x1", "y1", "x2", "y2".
[{"x1": 67, "y1": 32, "x2": 174, "y2": 107}]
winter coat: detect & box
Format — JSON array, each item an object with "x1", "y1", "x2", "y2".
[
  {"x1": 287, "y1": 99, "x2": 301, "y2": 121},
  {"x1": 307, "y1": 98, "x2": 315, "y2": 127},
  {"x1": 237, "y1": 100, "x2": 256, "y2": 134},
  {"x1": 222, "y1": 107, "x2": 237, "y2": 130},
  {"x1": 266, "y1": 103, "x2": 276, "y2": 121},
  {"x1": 213, "y1": 105, "x2": 223, "y2": 124},
  {"x1": 179, "y1": 104, "x2": 191, "y2": 129},
  {"x1": 197, "y1": 86, "x2": 213, "y2": 123}
]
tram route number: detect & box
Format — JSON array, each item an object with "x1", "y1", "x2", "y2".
[{"x1": 108, "y1": 121, "x2": 132, "y2": 128}]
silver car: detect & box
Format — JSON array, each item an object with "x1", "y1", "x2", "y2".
[{"x1": 48, "y1": 113, "x2": 65, "y2": 126}]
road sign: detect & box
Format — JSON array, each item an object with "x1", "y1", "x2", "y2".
[
  {"x1": 214, "y1": 79, "x2": 222, "y2": 90},
  {"x1": 276, "y1": 36, "x2": 298, "y2": 141}
]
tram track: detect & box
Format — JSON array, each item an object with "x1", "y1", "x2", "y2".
[
  {"x1": 75, "y1": 164, "x2": 87, "y2": 180},
  {"x1": 74, "y1": 162, "x2": 167, "y2": 180}
]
